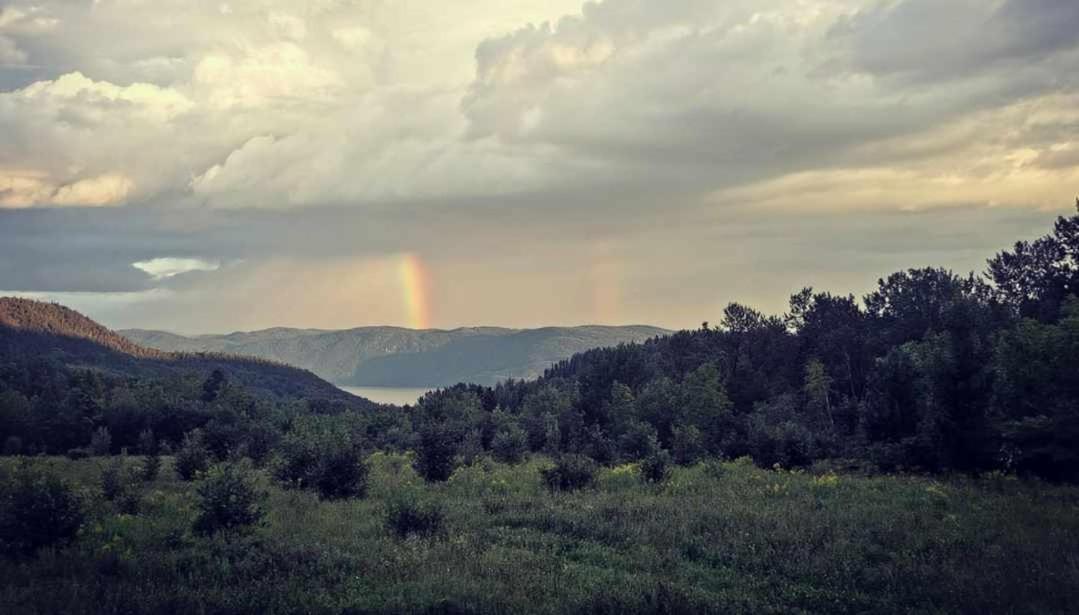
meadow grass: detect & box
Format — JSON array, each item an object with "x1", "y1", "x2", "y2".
[{"x1": 2, "y1": 454, "x2": 1078, "y2": 614}]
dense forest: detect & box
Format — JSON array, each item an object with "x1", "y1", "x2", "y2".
[
  {"x1": 2, "y1": 206, "x2": 1079, "y2": 484},
  {"x1": 399, "y1": 204, "x2": 1079, "y2": 482}
]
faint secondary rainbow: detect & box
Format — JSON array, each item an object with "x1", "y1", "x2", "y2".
[{"x1": 398, "y1": 253, "x2": 432, "y2": 330}]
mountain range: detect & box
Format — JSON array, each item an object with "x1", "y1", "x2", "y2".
[
  {"x1": 121, "y1": 325, "x2": 669, "y2": 387},
  {"x1": 0, "y1": 297, "x2": 364, "y2": 405}
]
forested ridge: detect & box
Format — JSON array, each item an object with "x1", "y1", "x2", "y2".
[
  {"x1": 0, "y1": 298, "x2": 369, "y2": 456},
  {"x1": 407, "y1": 204, "x2": 1079, "y2": 482}
]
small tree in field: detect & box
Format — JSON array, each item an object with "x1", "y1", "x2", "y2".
[
  {"x1": 640, "y1": 448, "x2": 673, "y2": 483},
  {"x1": 193, "y1": 462, "x2": 265, "y2": 537},
  {"x1": 414, "y1": 424, "x2": 458, "y2": 482},
  {"x1": 541, "y1": 455, "x2": 597, "y2": 492},
  {"x1": 272, "y1": 420, "x2": 368, "y2": 500},
  {"x1": 175, "y1": 430, "x2": 211, "y2": 481},
  {"x1": 314, "y1": 447, "x2": 368, "y2": 500},
  {"x1": 0, "y1": 466, "x2": 84, "y2": 558}
]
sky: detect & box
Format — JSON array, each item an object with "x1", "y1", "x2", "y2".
[{"x1": 1, "y1": 0, "x2": 1078, "y2": 333}]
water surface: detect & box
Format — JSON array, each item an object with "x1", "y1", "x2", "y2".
[{"x1": 339, "y1": 385, "x2": 433, "y2": 406}]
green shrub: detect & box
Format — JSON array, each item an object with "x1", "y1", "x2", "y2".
[
  {"x1": 491, "y1": 424, "x2": 528, "y2": 464},
  {"x1": 0, "y1": 466, "x2": 84, "y2": 558},
  {"x1": 101, "y1": 457, "x2": 142, "y2": 513},
  {"x1": 618, "y1": 421, "x2": 659, "y2": 462},
  {"x1": 541, "y1": 454, "x2": 598, "y2": 492},
  {"x1": 140, "y1": 453, "x2": 162, "y2": 482},
  {"x1": 414, "y1": 424, "x2": 458, "y2": 482},
  {"x1": 314, "y1": 448, "x2": 368, "y2": 500},
  {"x1": 457, "y1": 429, "x2": 485, "y2": 466},
  {"x1": 671, "y1": 425, "x2": 705, "y2": 466},
  {"x1": 193, "y1": 462, "x2": 265, "y2": 536},
  {"x1": 115, "y1": 489, "x2": 142, "y2": 515},
  {"x1": 175, "y1": 430, "x2": 211, "y2": 481},
  {"x1": 640, "y1": 449, "x2": 673, "y2": 483},
  {"x1": 272, "y1": 423, "x2": 368, "y2": 500},
  {"x1": 100, "y1": 457, "x2": 126, "y2": 501},
  {"x1": 385, "y1": 496, "x2": 445, "y2": 539}
]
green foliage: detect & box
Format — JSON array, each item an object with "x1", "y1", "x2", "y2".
[
  {"x1": 639, "y1": 448, "x2": 672, "y2": 483},
  {"x1": 671, "y1": 425, "x2": 705, "y2": 466},
  {"x1": 140, "y1": 453, "x2": 162, "y2": 483},
  {"x1": 2, "y1": 456, "x2": 1079, "y2": 613},
  {"x1": 541, "y1": 454, "x2": 597, "y2": 492},
  {"x1": 272, "y1": 417, "x2": 368, "y2": 500},
  {"x1": 101, "y1": 457, "x2": 142, "y2": 513},
  {"x1": 0, "y1": 465, "x2": 83, "y2": 558},
  {"x1": 491, "y1": 424, "x2": 528, "y2": 464},
  {"x1": 314, "y1": 447, "x2": 368, "y2": 500},
  {"x1": 100, "y1": 457, "x2": 126, "y2": 501},
  {"x1": 413, "y1": 424, "x2": 458, "y2": 483},
  {"x1": 175, "y1": 430, "x2": 211, "y2": 481},
  {"x1": 384, "y1": 495, "x2": 445, "y2": 539},
  {"x1": 193, "y1": 462, "x2": 265, "y2": 536},
  {"x1": 618, "y1": 421, "x2": 659, "y2": 462}
]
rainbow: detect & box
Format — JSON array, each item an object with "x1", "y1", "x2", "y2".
[{"x1": 398, "y1": 253, "x2": 432, "y2": 330}]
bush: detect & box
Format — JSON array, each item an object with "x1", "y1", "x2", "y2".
[
  {"x1": 140, "y1": 453, "x2": 162, "y2": 482},
  {"x1": 175, "y1": 430, "x2": 211, "y2": 481},
  {"x1": 385, "y1": 496, "x2": 445, "y2": 539},
  {"x1": 640, "y1": 449, "x2": 673, "y2": 483},
  {"x1": 193, "y1": 462, "x2": 265, "y2": 536},
  {"x1": 100, "y1": 458, "x2": 126, "y2": 501},
  {"x1": 671, "y1": 425, "x2": 705, "y2": 466},
  {"x1": 457, "y1": 429, "x2": 485, "y2": 466},
  {"x1": 314, "y1": 448, "x2": 368, "y2": 500},
  {"x1": 491, "y1": 424, "x2": 528, "y2": 464},
  {"x1": 414, "y1": 424, "x2": 458, "y2": 483},
  {"x1": 541, "y1": 454, "x2": 598, "y2": 492},
  {"x1": 90, "y1": 426, "x2": 112, "y2": 456},
  {"x1": 101, "y1": 457, "x2": 142, "y2": 513},
  {"x1": 272, "y1": 424, "x2": 368, "y2": 500},
  {"x1": 618, "y1": 422, "x2": 659, "y2": 462},
  {"x1": 0, "y1": 466, "x2": 84, "y2": 558}
]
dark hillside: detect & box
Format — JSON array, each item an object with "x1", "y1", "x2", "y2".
[{"x1": 0, "y1": 298, "x2": 362, "y2": 404}]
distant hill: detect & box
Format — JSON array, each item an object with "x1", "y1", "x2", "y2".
[
  {"x1": 121, "y1": 324, "x2": 670, "y2": 387},
  {"x1": 0, "y1": 297, "x2": 365, "y2": 405}
]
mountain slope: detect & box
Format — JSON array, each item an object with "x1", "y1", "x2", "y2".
[
  {"x1": 0, "y1": 297, "x2": 366, "y2": 405},
  {"x1": 122, "y1": 324, "x2": 669, "y2": 386}
]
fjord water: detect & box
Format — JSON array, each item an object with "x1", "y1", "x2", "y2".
[{"x1": 339, "y1": 385, "x2": 432, "y2": 406}]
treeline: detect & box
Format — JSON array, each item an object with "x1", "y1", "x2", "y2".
[{"x1": 404, "y1": 206, "x2": 1079, "y2": 482}]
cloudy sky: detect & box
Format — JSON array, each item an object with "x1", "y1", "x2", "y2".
[{"x1": 1, "y1": 0, "x2": 1077, "y2": 333}]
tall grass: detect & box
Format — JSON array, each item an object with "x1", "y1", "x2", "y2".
[{"x1": 1, "y1": 454, "x2": 1077, "y2": 614}]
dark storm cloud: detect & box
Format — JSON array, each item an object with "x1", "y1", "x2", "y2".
[{"x1": 832, "y1": 0, "x2": 1079, "y2": 80}]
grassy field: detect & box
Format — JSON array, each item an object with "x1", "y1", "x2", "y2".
[{"x1": 2, "y1": 454, "x2": 1078, "y2": 614}]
